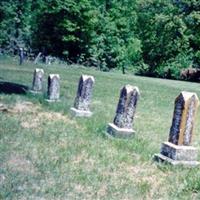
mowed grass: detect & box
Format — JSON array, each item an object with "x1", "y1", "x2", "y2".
[{"x1": 1, "y1": 57, "x2": 200, "y2": 199}]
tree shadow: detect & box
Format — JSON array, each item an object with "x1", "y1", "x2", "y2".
[{"x1": 0, "y1": 81, "x2": 29, "y2": 94}]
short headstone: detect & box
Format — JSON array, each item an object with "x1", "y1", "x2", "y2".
[
  {"x1": 107, "y1": 85, "x2": 140, "y2": 138},
  {"x1": 154, "y1": 91, "x2": 199, "y2": 167},
  {"x1": 46, "y1": 74, "x2": 60, "y2": 102},
  {"x1": 70, "y1": 75, "x2": 95, "y2": 117},
  {"x1": 30, "y1": 68, "x2": 44, "y2": 94},
  {"x1": 19, "y1": 48, "x2": 24, "y2": 65}
]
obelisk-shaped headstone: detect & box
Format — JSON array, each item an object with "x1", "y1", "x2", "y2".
[
  {"x1": 30, "y1": 68, "x2": 44, "y2": 93},
  {"x1": 107, "y1": 85, "x2": 140, "y2": 138},
  {"x1": 46, "y1": 74, "x2": 60, "y2": 102},
  {"x1": 70, "y1": 75, "x2": 95, "y2": 117},
  {"x1": 154, "y1": 91, "x2": 199, "y2": 166}
]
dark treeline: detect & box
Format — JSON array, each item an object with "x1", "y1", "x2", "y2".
[{"x1": 0, "y1": 0, "x2": 200, "y2": 79}]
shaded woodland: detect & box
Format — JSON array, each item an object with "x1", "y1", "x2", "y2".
[{"x1": 1, "y1": 0, "x2": 200, "y2": 79}]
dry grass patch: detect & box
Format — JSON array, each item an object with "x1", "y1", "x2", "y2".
[
  {"x1": 0, "y1": 101, "x2": 39, "y2": 114},
  {"x1": 38, "y1": 111, "x2": 75, "y2": 124},
  {"x1": 20, "y1": 111, "x2": 77, "y2": 129},
  {"x1": 71, "y1": 151, "x2": 96, "y2": 171},
  {"x1": 67, "y1": 184, "x2": 94, "y2": 200},
  {"x1": 21, "y1": 118, "x2": 39, "y2": 129},
  {"x1": 119, "y1": 162, "x2": 171, "y2": 199},
  {"x1": 4, "y1": 154, "x2": 35, "y2": 174},
  {"x1": 98, "y1": 161, "x2": 170, "y2": 199},
  {"x1": 0, "y1": 100, "x2": 80, "y2": 129},
  {"x1": 20, "y1": 110, "x2": 80, "y2": 130}
]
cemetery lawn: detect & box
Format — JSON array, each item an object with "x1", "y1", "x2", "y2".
[{"x1": 1, "y1": 57, "x2": 200, "y2": 200}]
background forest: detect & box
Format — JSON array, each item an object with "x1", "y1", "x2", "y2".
[{"x1": 0, "y1": 0, "x2": 200, "y2": 79}]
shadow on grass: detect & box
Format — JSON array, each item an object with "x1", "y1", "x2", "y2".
[{"x1": 0, "y1": 81, "x2": 29, "y2": 94}]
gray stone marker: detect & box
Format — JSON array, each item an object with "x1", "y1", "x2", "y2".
[
  {"x1": 30, "y1": 68, "x2": 44, "y2": 93},
  {"x1": 154, "y1": 91, "x2": 199, "y2": 167},
  {"x1": 70, "y1": 75, "x2": 95, "y2": 117},
  {"x1": 46, "y1": 74, "x2": 60, "y2": 102},
  {"x1": 107, "y1": 85, "x2": 140, "y2": 138}
]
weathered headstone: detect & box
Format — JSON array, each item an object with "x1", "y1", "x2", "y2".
[
  {"x1": 30, "y1": 68, "x2": 44, "y2": 93},
  {"x1": 70, "y1": 75, "x2": 95, "y2": 117},
  {"x1": 154, "y1": 91, "x2": 199, "y2": 166},
  {"x1": 46, "y1": 74, "x2": 60, "y2": 102},
  {"x1": 34, "y1": 52, "x2": 42, "y2": 64},
  {"x1": 107, "y1": 85, "x2": 140, "y2": 138},
  {"x1": 19, "y1": 48, "x2": 24, "y2": 65}
]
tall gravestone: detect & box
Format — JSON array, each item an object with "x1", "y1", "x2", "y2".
[
  {"x1": 30, "y1": 68, "x2": 44, "y2": 93},
  {"x1": 46, "y1": 74, "x2": 60, "y2": 102},
  {"x1": 70, "y1": 75, "x2": 95, "y2": 117},
  {"x1": 107, "y1": 85, "x2": 140, "y2": 138},
  {"x1": 154, "y1": 91, "x2": 199, "y2": 166}
]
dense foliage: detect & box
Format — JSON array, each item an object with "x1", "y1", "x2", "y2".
[{"x1": 0, "y1": 0, "x2": 200, "y2": 78}]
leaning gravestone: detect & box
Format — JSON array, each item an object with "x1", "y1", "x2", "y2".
[
  {"x1": 46, "y1": 74, "x2": 60, "y2": 102},
  {"x1": 34, "y1": 52, "x2": 42, "y2": 64},
  {"x1": 70, "y1": 75, "x2": 95, "y2": 117},
  {"x1": 107, "y1": 85, "x2": 140, "y2": 138},
  {"x1": 30, "y1": 68, "x2": 44, "y2": 93},
  {"x1": 154, "y1": 91, "x2": 199, "y2": 166}
]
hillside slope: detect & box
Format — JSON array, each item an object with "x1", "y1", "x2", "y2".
[{"x1": 1, "y1": 58, "x2": 200, "y2": 199}]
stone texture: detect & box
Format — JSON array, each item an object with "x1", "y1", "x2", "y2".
[
  {"x1": 46, "y1": 74, "x2": 60, "y2": 102},
  {"x1": 107, "y1": 123, "x2": 135, "y2": 138},
  {"x1": 169, "y1": 91, "x2": 199, "y2": 145},
  {"x1": 107, "y1": 85, "x2": 139, "y2": 138},
  {"x1": 154, "y1": 153, "x2": 199, "y2": 167},
  {"x1": 31, "y1": 68, "x2": 44, "y2": 93},
  {"x1": 70, "y1": 107, "x2": 92, "y2": 117},
  {"x1": 71, "y1": 75, "x2": 95, "y2": 116},
  {"x1": 154, "y1": 91, "x2": 199, "y2": 167},
  {"x1": 160, "y1": 142, "x2": 198, "y2": 161},
  {"x1": 113, "y1": 85, "x2": 139, "y2": 129}
]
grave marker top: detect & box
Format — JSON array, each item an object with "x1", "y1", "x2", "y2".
[
  {"x1": 113, "y1": 85, "x2": 139, "y2": 129},
  {"x1": 169, "y1": 91, "x2": 199, "y2": 146},
  {"x1": 32, "y1": 68, "x2": 44, "y2": 92},
  {"x1": 47, "y1": 74, "x2": 60, "y2": 101},
  {"x1": 74, "y1": 75, "x2": 95, "y2": 111}
]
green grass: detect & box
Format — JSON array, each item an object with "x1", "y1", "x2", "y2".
[{"x1": 1, "y1": 57, "x2": 200, "y2": 199}]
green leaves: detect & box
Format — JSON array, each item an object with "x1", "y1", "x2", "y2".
[{"x1": 1, "y1": 0, "x2": 200, "y2": 78}]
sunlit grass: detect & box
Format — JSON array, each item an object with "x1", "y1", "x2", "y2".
[{"x1": 1, "y1": 57, "x2": 200, "y2": 199}]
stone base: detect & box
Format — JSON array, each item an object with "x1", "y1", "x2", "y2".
[
  {"x1": 106, "y1": 123, "x2": 135, "y2": 139},
  {"x1": 154, "y1": 141, "x2": 199, "y2": 167},
  {"x1": 45, "y1": 99, "x2": 60, "y2": 103},
  {"x1": 154, "y1": 153, "x2": 200, "y2": 167},
  {"x1": 70, "y1": 107, "x2": 93, "y2": 117},
  {"x1": 29, "y1": 90, "x2": 43, "y2": 94}
]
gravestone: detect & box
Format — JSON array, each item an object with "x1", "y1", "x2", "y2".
[
  {"x1": 107, "y1": 85, "x2": 140, "y2": 138},
  {"x1": 154, "y1": 91, "x2": 199, "y2": 166},
  {"x1": 70, "y1": 75, "x2": 95, "y2": 117},
  {"x1": 46, "y1": 74, "x2": 60, "y2": 102},
  {"x1": 19, "y1": 48, "x2": 24, "y2": 65},
  {"x1": 34, "y1": 52, "x2": 42, "y2": 64},
  {"x1": 30, "y1": 68, "x2": 44, "y2": 93}
]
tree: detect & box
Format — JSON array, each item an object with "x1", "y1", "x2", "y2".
[
  {"x1": 136, "y1": 0, "x2": 191, "y2": 78},
  {"x1": 0, "y1": 0, "x2": 33, "y2": 53},
  {"x1": 33, "y1": 0, "x2": 141, "y2": 71}
]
